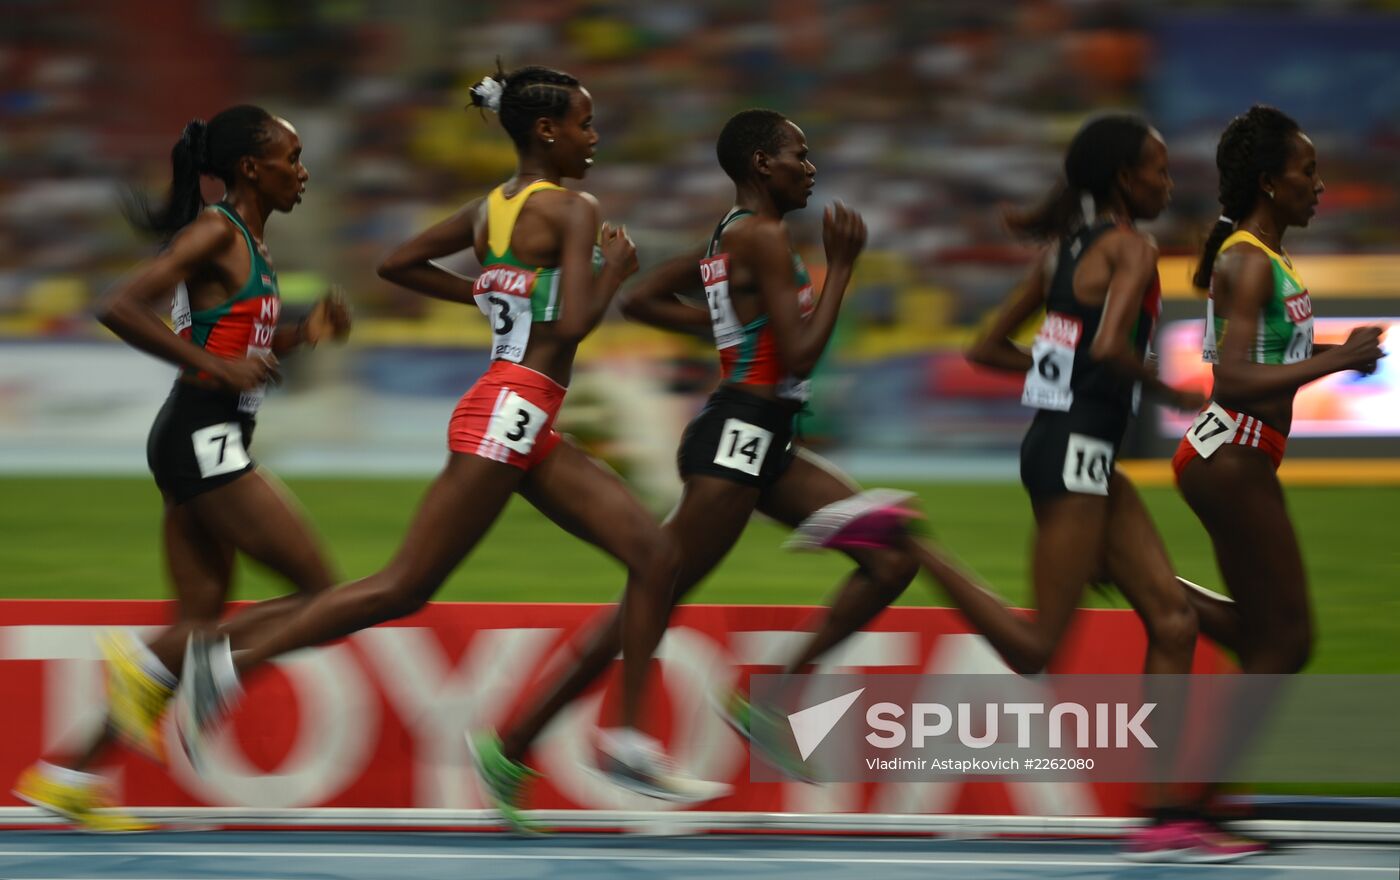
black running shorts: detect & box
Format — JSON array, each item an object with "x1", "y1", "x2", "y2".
[
  {"x1": 147, "y1": 383, "x2": 257, "y2": 504},
  {"x1": 677, "y1": 385, "x2": 797, "y2": 489},
  {"x1": 1019, "y1": 404, "x2": 1129, "y2": 500}
]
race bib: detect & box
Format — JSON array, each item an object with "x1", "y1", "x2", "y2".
[
  {"x1": 1062, "y1": 432, "x2": 1113, "y2": 495},
  {"x1": 713, "y1": 418, "x2": 773, "y2": 477},
  {"x1": 236, "y1": 345, "x2": 272, "y2": 415},
  {"x1": 172, "y1": 284, "x2": 192, "y2": 335},
  {"x1": 1185, "y1": 402, "x2": 1240, "y2": 460},
  {"x1": 486, "y1": 390, "x2": 549, "y2": 455},
  {"x1": 474, "y1": 267, "x2": 537, "y2": 363},
  {"x1": 701, "y1": 254, "x2": 743, "y2": 350},
  {"x1": 1023, "y1": 312, "x2": 1081, "y2": 411},
  {"x1": 1283, "y1": 291, "x2": 1314, "y2": 364},
  {"x1": 775, "y1": 377, "x2": 812, "y2": 403},
  {"x1": 191, "y1": 422, "x2": 251, "y2": 479}
]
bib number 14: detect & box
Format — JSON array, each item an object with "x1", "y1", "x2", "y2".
[{"x1": 714, "y1": 418, "x2": 773, "y2": 477}]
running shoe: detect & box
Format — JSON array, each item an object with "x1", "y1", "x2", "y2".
[
  {"x1": 99, "y1": 629, "x2": 174, "y2": 763},
  {"x1": 1119, "y1": 820, "x2": 1196, "y2": 862},
  {"x1": 1176, "y1": 820, "x2": 1269, "y2": 863},
  {"x1": 12, "y1": 762, "x2": 151, "y2": 833},
  {"x1": 785, "y1": 489, "x2": 920, "y2": 552},
  {"x1": 597, "y1": 728, "x2": 732, "y2": 803},
  {"x1": 716, "y1": 690, "x2": 820, "y2": 783},
  {"x1": 175, "y1": 633, "x2": 240, "y2": 774},
  {"x1": 468, "y1": 730, "x2": 543, "y2": 835}
]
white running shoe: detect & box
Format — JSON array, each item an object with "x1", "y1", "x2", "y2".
[{"x1": 597, "y1": 728, "x2": 732, "y2": 803}]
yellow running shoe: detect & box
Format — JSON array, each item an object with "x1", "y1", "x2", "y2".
[
  {"x1": 12, "y1": 762, "x2": 152, "y2": 833},
  {"x1": 99, "y1": 630, "x2": 174, "y2": 763}
]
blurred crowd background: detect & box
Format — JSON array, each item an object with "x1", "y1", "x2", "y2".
[{"x1": 4, "y1": 0, "x2": 1399, "y2": 485}]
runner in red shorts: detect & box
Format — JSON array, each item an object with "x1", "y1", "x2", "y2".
[
  {"x1": 1176, "y1": 105, "x2": 1383, "y2": 674},
  {"x1": 176, "y1": 65, "x2": 724, "y2": 805}
]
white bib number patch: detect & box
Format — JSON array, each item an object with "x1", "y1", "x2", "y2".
[
  {"x1": 1185, "y1": 401, "x2": 1240, "y2": 461},
  {"x1": 700, "y1": 254, "x2": 743, "y2": 350},
  {"x1": 192, "y1": 422, "x2": 251, "y2": 479},
  {"x1": 474, "y1": 291, "x2": 534, "y2": 363},
  {"x1": 1062, "y1": 432, "x2": 1113, "y2": 495},
  {"x1": 237, "y1": 346, "x2": 272, "y2": 415},
  {"x1": 713, "y1": 418, "x2": 773, "y2": 477},
  {"x1": 1022, "y1": 312, "x2": 1081, "y2": 412},
  {"x1": 172, "y1": 284, "x2": 192, "y2": 335},
  {"x1": 1284, "y1": 322, "x2": 1314, "y2": 365},
  {"x1": 486, "y1": 390, "x2": 549, "y2": 455}
]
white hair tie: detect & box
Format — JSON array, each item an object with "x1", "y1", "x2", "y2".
[
  {"x1": 1218, "y1": 215, "x2": 1235, "y2": 225},
  {"x1": 472, "y1": 76, "x2": 504, "y2": 113}
]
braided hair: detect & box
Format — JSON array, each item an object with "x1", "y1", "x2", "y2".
[
  {"x1": 1192, "y1": 105, "x2": 1301, "y2": 289},
  {"x1": 469, "y1": 64, "x2": 581, "y2": 150}
]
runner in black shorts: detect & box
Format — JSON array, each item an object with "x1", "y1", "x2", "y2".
[
  {"x1": 789, "y1": 116, "x2": 1230, "y2": 861},
  {"x1": 470, "y1": 109, "x2": 950, "y2": 827},
  {"x1": 12, "y1": 105, "x2": 349, "y2": 831}
]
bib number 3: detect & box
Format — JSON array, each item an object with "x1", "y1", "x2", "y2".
[{"x1": 487, "y1": 390, "x2": 549, "y2": 454}]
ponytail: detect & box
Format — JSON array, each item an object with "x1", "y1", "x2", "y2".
[
  {"x1": 122, "y1": 118, "x2": 208, "y2": 241},
  {"x1": 1004, "y1": 180, "x2": 1083, "y2": 242},
  {"x1": 1006, "y1": 114, "x2": 1150, "y2": 243},
  {"x1": 122, "y1": 105, "x2": 275, "y2": 241},
  {"x1": 1194, "y1": 105, "x2": 1301, "y2": 291},
  {"x1": 1192, "y1": 216, "x2": 1236, "y2": 290}
]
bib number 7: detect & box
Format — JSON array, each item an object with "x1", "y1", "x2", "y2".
[{"x1": 192, "y1": 422, "x2": 251, "y2": 478}]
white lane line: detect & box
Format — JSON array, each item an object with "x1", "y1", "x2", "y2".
[{"x1": 0, "y1": 849, "x2": 1393, "y2": 873}]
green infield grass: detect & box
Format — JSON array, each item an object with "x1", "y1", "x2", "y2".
[{"x1": 3, "y1": 475, "x2": 1396, "y2": 674}]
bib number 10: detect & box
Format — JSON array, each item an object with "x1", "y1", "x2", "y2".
[{"x1": 1062, "y1": 432, "x2": 1112, "y2": 495}]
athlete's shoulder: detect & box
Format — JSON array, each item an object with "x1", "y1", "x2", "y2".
[
  {"x1": 1214, "y1": 237, "x2": 1274, "y2": 299},
  {"x1": 1215, "y1": 235, "x2": 1272, "y2": 276},
  {"x1": 726, "y1": 213, "x2": 789, "y2": 251},
  {"x1": 165, "y1": 209, "x2": 239, "y2": 261},
  {"x1": 1104, "y1": 224, "x2": 1157, "y2": 253},
  {"x1": 529, "y1": 185, "x2": 596, "y2": 210}
]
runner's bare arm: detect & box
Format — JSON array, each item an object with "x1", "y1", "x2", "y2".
[
  {"x1": 556, "y1": 193, "x2": 636, "y2": 339},
  {"x1": 966, "y1": 247, "x2": 1049, "y2": 374},
  {"x1": 619, "y1": 247, "x2": 711, "y2": 335},
  {"x1": 1213, "y1": 246, "x2": 1382, "y2": 401},
  {"x1": 740, "y1": 203, "x2": 865, "y2": 377},
  {"x1": 378, "y1": 199, "x2": 482, "y2": 304},
  {"x1": 97, "y1": 213, "x2": 271, "y2": 391}
]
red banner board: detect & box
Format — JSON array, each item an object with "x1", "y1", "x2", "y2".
[{"x1": 0, "y1": 601, "x2": 1227, "y2": 822}]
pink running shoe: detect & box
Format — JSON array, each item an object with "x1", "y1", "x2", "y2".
[
  {"x1": 785, "y1": 489, "x2": 920, "y2": 552},
  {"x1": 1119, "y1": 820, "x2": 1196, "y2": 863},
  {"x1": 1176, "y1": 820, "x2": 1269, "y2": 863}
]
